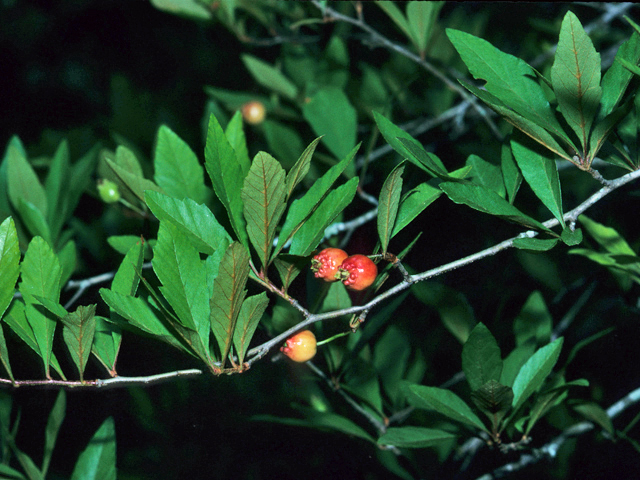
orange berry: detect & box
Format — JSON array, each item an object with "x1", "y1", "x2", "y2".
[
  {"x1": 280, "y1": 330, "x2": 317, "y2": 362},
  {"x1": 241, "y1": 101, "x2": 266, "y2": 125},
  {"x1": 311, "y1": 248, "x2": 349, "y2": 282},
  {"x1": 335, "y1": 254, "x2": 378, "y2": 291}
]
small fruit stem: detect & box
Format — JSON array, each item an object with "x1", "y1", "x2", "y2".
[{"x1": 316, "y1": 330, "x2": 351, "y2": 346}]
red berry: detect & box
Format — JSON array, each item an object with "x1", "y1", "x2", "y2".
[
  {"x1": 311, "y1": 248, "x2": 348, "y2": 282},
  {"x1": 241, "y1": 101, "x2": 266, "y2": 125},
  {"x1": 280, "y1": 330, "x2": 317, "y2": 362},
  {"x1": 335, "y1": 254, "x2": 377, "y2": 291}
]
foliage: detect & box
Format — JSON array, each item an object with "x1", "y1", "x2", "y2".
[{"x1": 1, "y1": 1, "x2": 640, "y2": 478}]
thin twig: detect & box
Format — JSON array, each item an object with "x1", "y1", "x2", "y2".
[
  {"x1": 475, "y1": 384, "x2": 640, "y2": 480},
  {"x1": 247, "y1": 167, "x2": 640, "y2": 361},
  {"x1": 0, "y1": 369, "x2": 203, "y2": 390},
  {"x1": 309, "y1": 0, "x2": 504, "y2": 140}
]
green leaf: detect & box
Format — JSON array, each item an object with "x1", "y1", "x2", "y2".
[
  {"x1": 42, "y1": 390, "x2": 66, "y2": 476},
  {"x1": 152, "y1": 222, "x2": 209, "y2": 333},
  {"x1": 15, "y1": 198, "x2": 52, "y2": 245},
  {"x1": 447, "y1": 28, "x2": 575, "y2": 149},
  {"x1": 564, "y1": 327, "x2": 614, "y2": 369},
  {"x1": 501, "y1": 142, "x2": 523, "y2": 204},
  {"x1": 511, "y1": 134, "x2": 564, "y2": 227},
  {"x1": 462, "y1": 323, "x2": 503, "y2": 392},
  {"x1": 305, "y1": 410, "x2": 375, "y2": 444},
  {"x1": 150, "y1": 0, "x2": 212, "y2": 20},
  {"x1": 61, "y1": 305, "x2": 97, "y2": 382},
  {"x1": 513, "y1": 237, "x2": 559, "y2": 251},
  {"x1": 378, "y1": 426, "x2": 457, "y2": 449},
  {"x1": 273, "y1": 144, "x2": 357, "y2": 258},
  {"x1": 154, "y1": 125, "x2": 207, "y2": 203},
  {"x1": 70, "y1": 417, "x2": 116, "y2": 480},
  {"x1": 302, "y1": 87, "x2": 357, "y2": 162},
  {"x1": 572, "y1": 401, "x2": 614, "y2": 436},
  {"x1": 406, "y1": 1, "x2": 443, "y2": 57},
  {"x1": 0, "y1": 217, "x2": 20, "y2": 320},
  {"x1": 285, "y1": 137, "x2": 322, "y2": 201},
  {"x1": 398, "y1": 138, "x2": 451, "y2": 179},
  {"x1": 241, "y1": 152, "x2": 287, "y2": 269},
  {"x1": 6, "y1": 142, "x2": 47, "y2": 218},
  {"x1": 589, "y1": 96, "x2": 634, "y2": 159},
  {"x1": 44, "y1": 140, "x2": 70, "y2": 239},
  {"x1": 525, "y1": 380, "x2": 588, "y2": 436},
  {"x1": 112, "y1": 239, "x2": 145, "y2": 297},
  {"x1": 578, "y1": 215, "x2": 636, "y2": 255},
  {"x1": 561, "y1": 227, "x2": 583, "y2": 246},
  {"x1": 0, "y1": 325, "x2": 13, "y2": 381},
  {"x1": 99, "y1": 289, "x2": 187, "y2": 352},
  {"x1": 20, "y1": 237, "x2": 62, "y2": 378},
  {"x1": 273, "y1": 254, "x2": 309, "y2": 291},
  {"x1": 145, "y1": 190, "x2": 231, "y2": 255},
  {"x1": 263, "y1": 120, "x2": 305, "y2": 171},
  {"x1": 512, "y1": 337, "x2": 564, "y2": 411},
  {"x1": 209, "y1": 242, "x2": 250, "y2": 366},
  {"x1": 233, "y1": 293, "x2": 269, "y2": 365},
  {"x1": 391, "y1": 181, "x2": 441, "y2": 238},
  {"x1": 289, "y1": 176, "x2": 359, "y2": 256},
  {"x1": 551, "y1": 11, "x2": 602, "y2": 151},
  {"x1": 2, "y1": 301, "x2": 66, "y2": 379},
  {"x1": 105, "y1": 147, "x2": 163, "y2": 202},
  {"x1": 204, "y1": 114, "x2": 249, "y2": 247},
  {"x1": 470, "y1": 380, "x2": 513, "y2": 417},
  {"x1": 466, "y1": 155, "x2": 505, "y2": 197},
  {"x1": 411, "y1": 281, "x2": 475, "y2": 343},
  {"x1": 91, "y1": 317, "x2": 121, "y2": 377},
  {"x1": 377, "y1": 163, "x2": 404, "y2": 253},
  {"x1": 241, "y1": 54, "x2": 298, "y2": 100},
  {"x1": 376, "y1": 2, "x2": 411, "y2": 40},
  {"x1": 440, "y1": 182, "x2": 552, "y2": 232},
  {"x1": 599, "y1": 30, "x2": 640, "y2": 119},
  {"x1": 513, "y1": 291, "x2": 552, "y2": 347},
  {"x1": 459, "y1": 80, "x2": 574, "y2": 161},
  {"x1": 407, "y1": 384, "x2": 487, "y2": 431},
  {"x1": 225, "y1": 111, "x2": 251, "y2": 171}
]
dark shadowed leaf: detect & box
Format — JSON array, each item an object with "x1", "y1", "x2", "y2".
[
  {"x1": 378, "y1": 426, "x2": 456, "y2": 449},
  {"x1": 302, "y1": 87, "x2": 357, "y2": 162},
  {"x1": 378, "y1": 163, "x2": 404, "y2": 253},
  {"x1": 42, "y1": 390, "x2": 66, "y2": 476},
  {"x1": 70, "y1": 417, "x2": 116, "y2": 480},
  {"x1": 407, "y1": 384, "x2": 486, "y2": 431},
  {"x1": 440, "y1": 182, "x2": 552, "y2": 232},
  {"x1": 462, "y1": 323, "x2": 503, "y2": 392}
]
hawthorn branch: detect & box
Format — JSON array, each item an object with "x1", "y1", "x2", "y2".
[
  {"x1": 309, "y1": 0, "x2": 503, "y2": 140},
  {"x1": 475, "y1": 384, "x2": 640, "y2": 480},
  {"x1": 246, "y1": 167, "x2": 640, "y2": 361},
  {"x1": 0, "y1": 369, "x2": 203, "y2": 390}
]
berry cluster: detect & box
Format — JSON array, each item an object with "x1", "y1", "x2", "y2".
[{"x1": 311, "y1": 248, "x2": 378, "y2": 291}]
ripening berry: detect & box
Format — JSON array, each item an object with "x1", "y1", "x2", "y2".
[
  {"x1": 280, "y1": 330, "x2": 317, "y2": 362},
  {"x1": 311, "y1": 248, "x2": 349, "y2": 282},
  {"x1": 97, "y1": 179, "x2": 121, "y2": 204},
  {"x1": 241, "y1": 101, "x2": 266, "y2": 125},
  {"x1": 335, "y1": 254, "x2": 378, "y2": 291}
]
